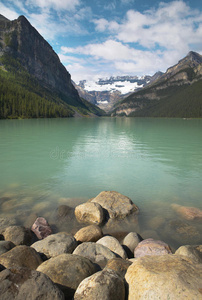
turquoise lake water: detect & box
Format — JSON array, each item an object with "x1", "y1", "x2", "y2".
[{"x1": 0, "y1": 117, "x2": 202, "y2": 249}]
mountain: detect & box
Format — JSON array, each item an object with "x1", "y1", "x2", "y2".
[
  {"x1": 0, "y1": 14, "x2": 105, "y2": 118},
  {"x1": 112, "y1": 51, "x2": 202, "y2": 118},
  {"x1": 74, "y1": 75, "x2": 159, "y2": 112}
]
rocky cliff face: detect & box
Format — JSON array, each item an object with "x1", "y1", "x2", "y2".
[
  {"x1": 0, "y1": 14, "x2": 80, "y2": 104},
  {"x1": 112, "y1": 51, "x2": 202, "y2": 117}
]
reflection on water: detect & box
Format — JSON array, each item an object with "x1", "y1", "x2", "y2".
[{"x1": 0, "y1": 118, "x2": 202, "y2": 249}]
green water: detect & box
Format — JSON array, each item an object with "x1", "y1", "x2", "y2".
[{"x1": 0, "y1": 118, "x2": 202, "y2": 249}]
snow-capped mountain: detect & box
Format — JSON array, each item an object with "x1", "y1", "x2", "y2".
[{"x1": 74, "y1": 75, "x2": 158, "y2": 111}]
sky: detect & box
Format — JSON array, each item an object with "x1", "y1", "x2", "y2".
[{"x1": 1, "y1": 0, "x2": 202, "y2": 83}]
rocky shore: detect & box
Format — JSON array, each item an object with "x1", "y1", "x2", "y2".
[{"x1": 0, "y1": 191, "x2": 201, "y2": 299}]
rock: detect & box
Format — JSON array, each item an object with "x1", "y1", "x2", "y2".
[
  {"x1": 75, "y1": 202, "x2": 104, "y2": 225},
  {"x1": 147, "y1": 216, "x2": 165, "y2": 230},
  {"x1": 134, "y1": 239, "x2": 172, "y2": 258},
  {"x1": 91, "y1": 191, "x2": 139, "y2": 220},
  {"x1": 24, "y1": 213, "x2": 38, "y2": 228},
  {"x1": 56, "y1": 205, "x2": 73, "y2": 219},
  {"x1": 171, "y1": 203, "x2": 202, "y2": 220},
  {"x1": 165, "y1": 219, "x2": 201, "y2": 244},
  {"x1": 31, "y1": 232, "x2": 77, "y2": 258},
  {"x1": 175, "y1": 245, "x2": 202, "y2": 263},
  {"x1": 0, "y1": 217, "x2": 17, "y2": 232},
  {"x1": 97, "y1": 236, "x2": 127, "y2": 259},
  {"x1": 37, "y1": 253, "x2": 97, "y2": 298},
  {"x1": 73, "y1": 242, "x2": 117, "y2": 268},
  {"x1": 105, "y1": 258, "x2": 132, "y2": 278},
  {"x1": 0, "y1": 241, "x2": 15, "y2": 255},
  {"x1": 122, "y1": 232, "x2": 142, "y2": 255},
  {"x1": 74, "y1": 268, "x2": 125, "y2": 300},
  {"x1": 0, "y1": 267, "x2": 65, "y2": 299},
  {"x1": 31, "y1": 217, "x2": 52, "y2": 239},
  {"x1": 0, "y1": 264, "x2": 5, "y2": 272},
  {"x1": 140, "y1": 229, "x2": 160, "y2": 240},
  {"x1": 0, "y1": 245, "x2": 43, "y2": 269},
  {"x1": 74, "y1": 225, "x2": 103, "y2": 243},
  {"x1": 2, "y1": 225, "x2": 32, "y2": 246},
  {"x1": 125, "y1": 255, "x2": 202, "y2": 299}
]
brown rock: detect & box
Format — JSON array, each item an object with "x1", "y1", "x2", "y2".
[
  {"x1": 171, "y1": 203, "x2": 202, "y2": 220},
  {"x1": 31, "y1": 217, "x2": 52, "y2": 239},
  {"x1": 0, "y1": 245, "x2": 43, "y2": 270},
  {"x1": 3, "y1": 225, "x2": 32, "y2": 246},
  {"x1": 74, "y1": 225, "x2": 103, "y2": 242},
  {"x1": 134, "y1": 238, "x2": 172, "y2": 258},
  {"x1": 105, "y1": 258, "x2": 132, "y2": 278},
  {"x1": 175, "y1": 245, "x2": 202, "y2": 263},
  {"x1": 37, "y1": 253, "x2": 97, "y2": 298},
  {"x1": 125, "y1": 255, "x2": 202, "y2": 299},
  {"x1": 75, "y1": 202, "x2": 104, "y2": 225},
  {"x1": 91, "y1": 191, "x2": 139, "y2": 220}
]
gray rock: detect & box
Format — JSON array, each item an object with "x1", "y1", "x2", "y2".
[
  {"x1": 97, "y1": 236, "x2": 127, "y2": 259},
  {"x1": 125, "y1": 254, "x2": 202, "y2": 299},
  {"x1": 134, "y1": 238, "x2": 172, "y2": 258},
  {"x1": 74, "y1": 225, "x2": 103, "y2": 243},
  {"x1": 91, "y1": 191, "x2": 139, "y2": 220},
  {"x1": 31, "y1": 232, "x2": 77, "y2": 258},
  {"x1": 122, "y1": 232, "x2": 142, "y2": 257},
  {"x1": 75, "y1": 202, "x2": 104, "y2": 225},
  {"x1": 0, "y1": 241, "x2": 15, "y2": 255},
  {"x1": 105, "y1": 258, "x2": 132, "y2": 278},
  {"x1": 37, "y1": 253, "x2": 97, "y2": 299},
  {"x1": 73, "y1": 242, "x2": 117, "y2": 268},
  {"x1": 0, "y1": 267, "x2": 65, "y2": 299},
  {"x1": 74, "y1": 268, "x2": 125, "y2": 300},
  {"x1": 31, "y1": 217, "x2": 52, "y2": 239},
  {"x1": 2, "y1": 225, "x2": 32, "y2": 246},
  {"x1": 0, "y1": 245, "x2": 43, "y2": 270},
  {"x1": 175, "y1": 245, "x2": 202, "y2": 263}
]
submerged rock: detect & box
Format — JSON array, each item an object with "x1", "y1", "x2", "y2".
[
  {"x1": 31, "y1": 217, "x2": 52, "y2": 239},
  {"x1": 171, "y1": 203, "x2": 202, "y2": 220},
  {"x1": 31, "y1": 232, "x2": 77, "y2": 258},
  {"x1": 0, "y1": 245, "x2": 43, "y2": 270},
  {"x1": 0, "y1": 217, "x2": 18, "y2": 232},
  {"x1": 90, "y1": 191, "x2": 139, "y2": 220},
  {"x1": 0, "y1": 267, "x2": 65, "y2": 299},
  {"x1": 125, "y1": 254, "x2": 202, "y2": 299},
  {"x1": 134, "y1": 238, "x2": 172, "y2": 258},
  {"x1": 37, "y1": 253, "x2": 97, "y2": 298},
  {"x1": 74, "y1": 225, "x2": 103, "y2": 243},
  {"x1": 74, "y1": 268, "x2": 125, "y2": 300},
  {"x1": 75, "y1": 202, "x2": 104, "y2": 225},
  {"x1": 2, "y1": 225, "x2": 32, "y2": 246}
]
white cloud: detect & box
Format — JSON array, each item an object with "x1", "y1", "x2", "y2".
[
  {"x1": 25, "y1": 0, "x2": 80, "y2": 11},
  {"x1": 0, "y1": 3, "x2": 19, "y2": 20}
]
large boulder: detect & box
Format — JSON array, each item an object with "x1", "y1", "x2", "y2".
[
  {"x1": 0, "y1": 245, "x2": 43, "y2": 270},
  {"x1": 105, "y1": 258, "x2": 132, "y2": 278},
  {"x1": 74, "y1": 225, "x2": 103, "y2": 243},
  {"x1": 175, "y1": 245, "x2": 202, "y2": 263},
  {"x1": 97, "y1": 236, "x2": 127, "y2": 259},
  {"x1": 0, "y1": 241, "x2": 15, "y2": 255},
  {"x1": 37, "y1": 253, "x2": 97, "y2": 298},
  {"x1": 75, "y1": 202, "x2": 104, "y2": 225},
  {"x1": 0, "y1": 267, "x2": 64, "y2": 299},
  {"x1": 31, "y1": 217, "x2": 52, "y2": 239},
  {"x1": 134, "y1": 239, "x2": 172, "y2": 258},
  {"x1": 125, "y1": 255, "x2": 202, "y2": 299},
  {"x1": 171, "y1": 203, "x2": 202, "y2": 220},
  {"x1": 91, "y1": 191, "x2": 139, "y2": 220},
  {"x1": 74, "y1": 268, "x2": 125, "y2": 300},
  {"x1": 31, "y1": 232, "x2": 77, "y2": 258},
  {"x1": 2, "y1": 225, "x2": 32, "y2": 246},
  {"x1": 73, "y1": 242, "x2": 117, "y2": 268}
]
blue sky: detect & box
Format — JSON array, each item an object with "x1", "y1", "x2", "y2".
[{"x1": 1, "y1": 0, "x2": 202, "y2": 82}]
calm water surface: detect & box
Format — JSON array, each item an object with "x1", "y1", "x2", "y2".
[{"x1": 0, "y1": 118, "x2": 202, "y2": 249}]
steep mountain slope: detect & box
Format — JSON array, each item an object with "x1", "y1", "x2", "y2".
[
  {"x1": 0, "y1": 14, "x2": 105, "y2": 118},
  {"x1": 112, "y1": 51, "x2": 202, "y2": 118}
]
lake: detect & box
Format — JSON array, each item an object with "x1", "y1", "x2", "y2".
[{"x1": 0, "y1": 117, "x2": 202, "y2": 249}]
